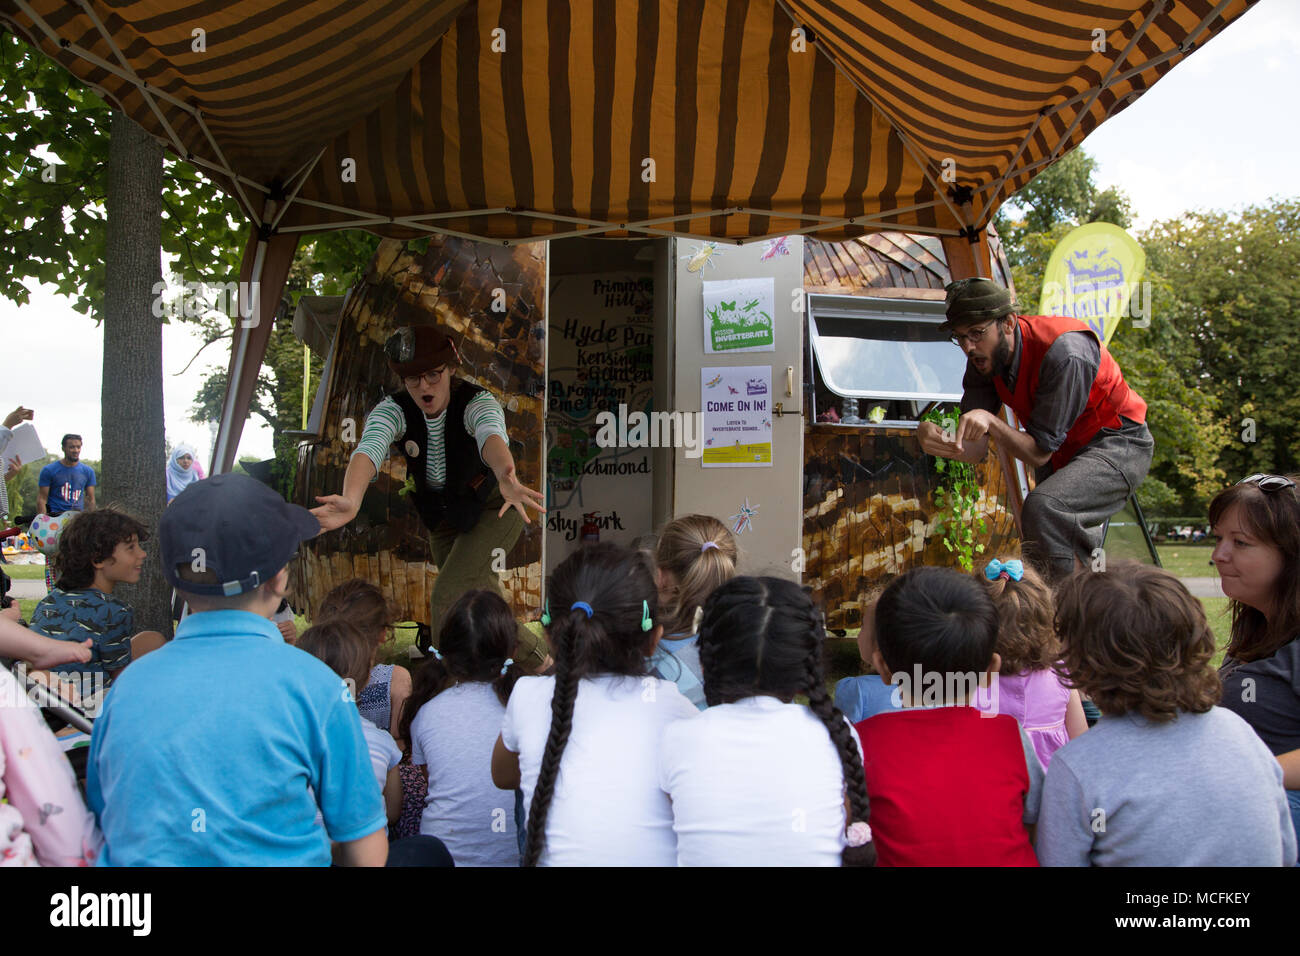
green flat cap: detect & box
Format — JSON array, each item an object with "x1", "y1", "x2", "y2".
[{"x1": 944, "y1": 277, "x2": 1015, "y2": 327}]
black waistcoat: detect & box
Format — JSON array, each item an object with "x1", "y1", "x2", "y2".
[{"x1": 391, "y1": 381, "x2": 496, "y2": 533}]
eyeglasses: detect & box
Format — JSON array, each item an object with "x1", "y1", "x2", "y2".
[
  {"x1": 1237, "y1": 474, "x2": 1296, "y2": 493},
  {"x1": 403, "y1": 367, "x2": 447, "y2": 388},
  {"x1": 949, "y1": 321, "x2": 997, "y2": 348}
]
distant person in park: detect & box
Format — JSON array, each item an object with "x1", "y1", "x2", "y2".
[
  {"x1": 0, "y1": 405, "x2": 35, "y2": 526},
  {"x1": 312, "y1": 325, "x2": 549, "y2": 671},
  {"x1": 165, "y1": 443, "x2": 203, "y2": 503},
  {"x1": 1209, "y1": 473, "x2": 1300, "y2": 844},
  {"x1": 37, "y1": 434, "x2": 97, "y2": 517},
  {"x1": 916, "y1": 278, "x2": 1152, "y2": 580}
]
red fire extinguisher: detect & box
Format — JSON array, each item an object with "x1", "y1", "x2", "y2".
[{"x1": 580, "y1": 512, "x2": 600, "y2": 545}]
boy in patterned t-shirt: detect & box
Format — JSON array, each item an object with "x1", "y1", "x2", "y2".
[{"x1": 28, "y1": 508, "x2": 163, "y2": 683}]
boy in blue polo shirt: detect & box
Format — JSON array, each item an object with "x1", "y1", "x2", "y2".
[{"x1": 86, "y1": 474, "x2": 387, "y2": 866}]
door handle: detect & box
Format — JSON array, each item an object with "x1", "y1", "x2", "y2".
[{"x1": 773, "y1": 403, "x2": 802, "y2": 417}]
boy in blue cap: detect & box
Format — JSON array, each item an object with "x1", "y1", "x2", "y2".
[{"x1": 86, "y1": 474, "x2": 387, "y2": 866}]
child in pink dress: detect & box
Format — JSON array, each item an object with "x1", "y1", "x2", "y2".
[
  {"x1": 1, "y1": 664, "x2": 102, "y2": 866},
  {"x1": 974, "y1": 559, "x2": 1088, "y2": 767}
]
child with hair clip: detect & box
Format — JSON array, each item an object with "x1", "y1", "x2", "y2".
[
  {"x1": 491, "y1": 543, "x2": 698, "y2": 866},
  {"x1": 658, "y1": 576, "x2": 875, "y2": 865},
  {"x1": 398, "y1": 589, "x2": 523, "y2": 867},
  {"x1": 974, "y1": 558, "x2": 1087, "y2": 767},
  {"x1": 649, "y1": 514, "x2": 739, "y2": 711},
  {"x1": 855, "y1": 565, "x2": 1044, "y2": 866},
  {"x1": 1037, "y1": 563, "x2": 1296, "y2": 866}
]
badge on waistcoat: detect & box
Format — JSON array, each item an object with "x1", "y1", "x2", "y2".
[{"x1": 404, "y1": 440, "x2": 420, "y2": 458}]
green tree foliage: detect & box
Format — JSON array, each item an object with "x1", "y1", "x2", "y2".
[
  {"x1": 994, "y1": 150, "x2": 1132, "y2": 262},
  {"x1": 1141, "y1": 202, "x2": 1300, "y2": 485},
  {"x1": 995, "y1": 149, "x2": 1296, "y2": 517},
  {"x1": 0, "y1": 32, "x2": 244, "y2": 318}
]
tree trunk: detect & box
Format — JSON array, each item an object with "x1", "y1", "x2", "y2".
[{"x1": 102, "y1": 111, "x2": 170, "y2": 637}]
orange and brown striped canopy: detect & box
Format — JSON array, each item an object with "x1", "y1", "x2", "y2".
[{"x1": 1, "y1": 0, "x2": 1257, "y2": 243}]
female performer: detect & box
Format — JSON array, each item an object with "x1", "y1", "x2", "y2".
[{"x1": 312, "y1": 326, "x2": 549, "y2": 670}]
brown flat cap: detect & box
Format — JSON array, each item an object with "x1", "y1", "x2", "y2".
[
  {"x1": 384, "y1": 326, "x2": 458, "y2": 377},
  {"x1": 943, "y1": 278, "x2": 1016, "y2": 328}
]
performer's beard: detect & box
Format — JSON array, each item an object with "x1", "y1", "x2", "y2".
[{"x1": 990, "y1": 328, "x2": 1015, "y2": 379}]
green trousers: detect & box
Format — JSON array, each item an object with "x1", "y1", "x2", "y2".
[{"x1": 426, "y1": 488, "x2": 549, "y2": 672}]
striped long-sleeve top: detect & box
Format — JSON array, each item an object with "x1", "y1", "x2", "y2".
[{"x1": 352, "y1": 391, "x2": 508, "y2": 491}]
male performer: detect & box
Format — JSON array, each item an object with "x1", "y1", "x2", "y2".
[{"x1": 917, "y1": 278, "x2": 1153, "y2": 579}]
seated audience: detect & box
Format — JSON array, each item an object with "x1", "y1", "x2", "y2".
[
  {"x1": 1210, "y1": 474, "x2": 1300, "y2": 847},
  {"x1": 85, "y1": 474, "x2": 387, "y2": 866},
  {"x1": 491, "y1": 544, "x2": 697, "y2": 866},
  {"x1": 1, "y1": 665, "x2": 101, "y2": 866},
  {"x1": 297, "y1": 619, "x2": 403, "y2": 824},
  {"x1": 854, "y1": 566, "x2": 1043, "y2": 866},
  {"x1": 1036, "y1": 562, "x2": 1296, "y2": 866},
  {"x1": 973, "y1": 558, "x2": 1087, "y2": 767},
  {"x1": 834, "y1": 594, "x2": 903, "y2": 723},
  {"x1": 659, "y1": 576, "x2": 874, "y2": 866},
  {"x1": 400, "y1": 589, "x2": 522, "y2": 866},
  {"x1": 647, "y1": 514, "x2": 739, "y2": 710},
  {"x1": 28, "y1": 508, "x2": 164, "y2": 680}
]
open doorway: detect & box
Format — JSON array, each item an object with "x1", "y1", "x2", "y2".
[{"x1": 544, "y1": 237, "x2": 669, "y2": 576}]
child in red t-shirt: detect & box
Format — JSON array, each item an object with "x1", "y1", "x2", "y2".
[{"x1": 854, "y1": 565, "x2": 1044, "y2": 866}]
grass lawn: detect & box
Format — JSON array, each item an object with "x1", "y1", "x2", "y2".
[
  {"x1": 1156, "y1": 543, "x2": 1217, "y2": 578},
  {"x1": 2, "y1": 562, "x2": 47, "y2": 580}
]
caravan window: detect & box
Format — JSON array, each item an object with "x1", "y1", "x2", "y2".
[{"x1": 808, "y1": 295, "x2": 965, "y2": 423}]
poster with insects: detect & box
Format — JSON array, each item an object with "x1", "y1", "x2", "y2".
[
  {"x1": 700, "y1": 365, "x2": 772, "y2": 467},
  {"x1": 702, "y1": 277, "x2": 775, "y2": 353}
]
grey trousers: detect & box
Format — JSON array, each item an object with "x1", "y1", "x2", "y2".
[{"x1": 1020, "y1": 417, "x2": 1154, "y2": 581}]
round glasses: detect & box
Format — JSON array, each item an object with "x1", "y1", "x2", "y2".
[
  {"x1": 403, "y1": 367, "x2": 447, "y2": 388},
  {"x1": 949, "y1": 320, "x2": 997, "y2": 348}
]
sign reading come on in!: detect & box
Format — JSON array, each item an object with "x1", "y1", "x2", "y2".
[{"x1": 701, "y1": 366, "x2": 772, "y2": 468}]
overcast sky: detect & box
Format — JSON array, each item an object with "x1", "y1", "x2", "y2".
[{"x1": 3, "y1": 0, "x2": 1295, "y2": 465}]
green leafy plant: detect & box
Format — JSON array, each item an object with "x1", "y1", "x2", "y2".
[{"x1": 920, "y1": 406, "x2": 987, "y2": 572}]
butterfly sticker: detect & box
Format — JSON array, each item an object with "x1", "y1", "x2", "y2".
[{"x1": 39, "y1": 804, "x2": 64, "y2": 826}]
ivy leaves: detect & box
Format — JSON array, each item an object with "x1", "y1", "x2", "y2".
[{"x1": 921, "y1": 407, "x2": 988, "y2": 572}]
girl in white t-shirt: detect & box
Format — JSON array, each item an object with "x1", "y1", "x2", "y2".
[
  {"x1": 491, "y1": 543, "x2": 698, "y2": 866},
  {"x1": 658, "y1": 576, "x2": 876, "y2": 866},
  {"x1": 398, "y1": 588, "x2": 523, "y2": 867}
]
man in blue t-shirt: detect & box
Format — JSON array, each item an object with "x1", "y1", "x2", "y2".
[
  {"x1": 86, "y1": 473, "x2": 387, "y2": 866},
  {"x1": 37, "y1": 434, "x2": 97, "y2": 516}
]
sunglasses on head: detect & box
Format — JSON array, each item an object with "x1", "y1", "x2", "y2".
[{"x1": 1237, "y1": 474, "x2": 1296, "y2": 493}]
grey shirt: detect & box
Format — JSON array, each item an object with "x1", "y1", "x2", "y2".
[
  {"x1": 1036, "y1": 708, "x2": 1297, "y2": 866},
  {"x1": 961, "y1": 322, "x2": 1101, "y2": 455}
]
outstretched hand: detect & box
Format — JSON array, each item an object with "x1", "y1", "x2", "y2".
[
  {"x1": 497, "y1": 468, "x2": 547, "y2": 524},
  {"x1": 311, "y1": 494, "x2": 359, "y2": 533},
  {"x1": 4, "y1": 454, "x2": 20, "y2": 480}
]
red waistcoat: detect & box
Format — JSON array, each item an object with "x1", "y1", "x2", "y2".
[
  {"x1": 855, "y1": 708, "x2": 1039, "y2": 867},
  {"x1": 993, "y1": 315, "x2": 1147, "y2": 470}
]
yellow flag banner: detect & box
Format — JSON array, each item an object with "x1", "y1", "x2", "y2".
[{"x1": 1037, "y1": 223, "x2": 1148, "y2": 345}]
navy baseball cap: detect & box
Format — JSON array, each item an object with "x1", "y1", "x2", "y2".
[{"x1": 159, "y1": 473, "x2": 320, "y2": 596}]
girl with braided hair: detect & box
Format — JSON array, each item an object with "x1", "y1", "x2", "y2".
[
  {"x1": 490, "y1": 543, "x2": 697, "y2": 866},
  {"x1": 658, "y1": 576, "x2": 875, "y2": 866}
]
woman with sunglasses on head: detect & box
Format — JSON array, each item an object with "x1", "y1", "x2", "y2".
[
  {"x1": 312, "y1": 325, "x2": 550, "y2": 671},
  {"x1": 1211, "y1": 473, "x2": 1300, "y2": 845},
  {"x1": 916, "y1": 278, "x2": 1152, "y2": 582}
]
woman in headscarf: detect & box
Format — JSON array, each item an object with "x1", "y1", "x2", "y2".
[{"x1": 166, "y1": 445, "x2": 202, "y2": 503}]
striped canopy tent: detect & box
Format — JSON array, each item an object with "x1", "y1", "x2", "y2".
[{"x1": 1, "y1": 0, "x2": 1257, "y2": 468}]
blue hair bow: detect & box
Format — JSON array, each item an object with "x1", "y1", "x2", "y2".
[{"x1": 984, "y1": 558, "x2": 1024, "y2": 582}]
